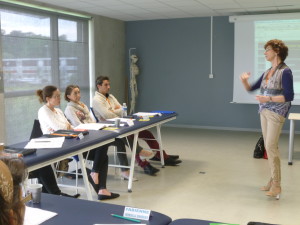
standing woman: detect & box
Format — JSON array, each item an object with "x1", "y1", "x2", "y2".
[
  {"x1": 37, "y1": 85, "x2": 119, "y2": 200},
  {"x1": 240, "y1": 39, "x2": 294, "y2": 199}
]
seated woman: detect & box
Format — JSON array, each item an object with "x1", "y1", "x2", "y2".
[
  {"x1": 37, "y1": 85, "x2": 119, "y2": 200},
  {"x1": 64, "y1": 85, "x2": 135, "y2": 180},
  {"x1": 64, "y1": 85, "x2": 155, "y2": 178},
  {"x1": 0, "y1": 157, "x2": 26, "y2": 225}
]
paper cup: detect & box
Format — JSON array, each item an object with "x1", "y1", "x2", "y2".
[{"x1": 27, "y1": 184, "x2": 43, "y2": 203}]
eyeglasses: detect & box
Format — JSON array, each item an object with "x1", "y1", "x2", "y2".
[
  {"x1": 51, "y1": 94, "x2": 61, "y2": 99},
  {"x1": 265, "y1": 48, "x2": 272, "y2": 52},
  {"x1": 21, "y1": 192, "x2": 32, "y2": 204}
]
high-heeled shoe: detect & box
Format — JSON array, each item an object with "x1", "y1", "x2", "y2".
[
  {"x1": 266, "y1": 182, "x2": 281, "y2": 200},
  {"x1": 260, "y1": 178, "x2": 272, "y2": 191},
  {"x1": 98, "y1": 192, "x2": 120, "y2": 200}
]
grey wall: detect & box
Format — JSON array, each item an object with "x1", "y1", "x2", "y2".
[
  {"x1": 93, "y1": 15, "x2": 126, "y2": 103},
  {"x1": 126, "y1": 16, "x2": 300, "y2": 131}
]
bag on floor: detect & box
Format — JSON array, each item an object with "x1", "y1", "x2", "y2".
[{"x1": 253, "y1": 135, "x2": 265, "y2": 158}]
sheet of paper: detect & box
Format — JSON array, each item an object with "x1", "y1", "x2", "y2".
[
  {"x1": 133, "y1": 112, "x2": 160, "y2": 117},
  {"x1": 75, "y1": 123, "x2": 106, "y2": 130},
  {"x1": 24, "y1": 137, "x2": 65, "y2": 149},
  {"x1": 24, "y1": 206, "x2": 57, "y2": 225}
]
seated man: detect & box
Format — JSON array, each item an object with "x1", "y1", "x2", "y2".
[{"x1": 92, "y1": 76, "x2": 181, "y2": 173}]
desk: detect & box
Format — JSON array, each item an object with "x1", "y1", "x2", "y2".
[
  {"x1": 287, "y1": 113, "x2": 300, "y2": 165},
  {"x1": 14, "y1": 130, "x2": 117, "y2": 200},
  {"x1": 115, "y1": 113, "x2": 177, "y2": 192},
  {"x1": 27, "y1": 193, "x2": 172, "y2": 225}
]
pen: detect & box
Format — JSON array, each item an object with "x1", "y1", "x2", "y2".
[{"x1": 111, "y1": 214, "x2": 141, "y2": 223}]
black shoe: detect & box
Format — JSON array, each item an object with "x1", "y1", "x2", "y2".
[
  {"x1": 143, "y1": 164, "x2": 160, "y2": 176},
  {"x1": 150, "y1": 155, "x2": 180, "y2": 161},
  {"x1": 98, "y1": 192, "x2": 120, "y2": 200},
  {"x1": 164, "y1": 158, "x2": 182, "y2": 166},
  {"x1": 169, "y1": 155, "x2": 180, "y2": 160},
  {"x1": 61, "y1": 192, "x2": 80, "y2": 198},
  {"x1": 86, "y1": 168, "x2": 99, "y2": 193}
]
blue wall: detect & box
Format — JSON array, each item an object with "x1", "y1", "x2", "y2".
[{"x1": 126, "y1": 16, "x2": 300, "y2": 131}]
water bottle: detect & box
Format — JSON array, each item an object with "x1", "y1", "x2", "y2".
[{"x1": 122, "y1": 103, "x2": 127, "y2": 117}]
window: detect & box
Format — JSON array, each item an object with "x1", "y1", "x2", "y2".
[{"x1": 0, "y1": 6, "x2": 89, "y2": 144}]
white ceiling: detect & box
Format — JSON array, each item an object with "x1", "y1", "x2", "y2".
[{"x1": 32, "y1": 0, "x2": 300, "y2": 21}]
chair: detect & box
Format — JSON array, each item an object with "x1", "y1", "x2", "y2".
[
  {"x1": 29, "y1": 119, "x2": 43, "y2": 140},
  {"x1": 90, "y1": 107, "x2": 99, "y2": 122}
]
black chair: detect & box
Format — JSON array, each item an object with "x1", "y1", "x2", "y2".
[{"x1": 29, "y1": 119, "x2": 43, "y2": 140}]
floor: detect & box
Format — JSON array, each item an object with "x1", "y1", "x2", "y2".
[{"x1": 58, "y1": 127, "x2": 300, "y2": 225}]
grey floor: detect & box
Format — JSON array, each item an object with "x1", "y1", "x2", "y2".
[{"x1": 59, "y1": 127, "x2": 300, "y2": 225}]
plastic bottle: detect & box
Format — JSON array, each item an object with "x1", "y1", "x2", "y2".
[{"x1": 122, "y1": 103, "x2": 127, "y2": 117}]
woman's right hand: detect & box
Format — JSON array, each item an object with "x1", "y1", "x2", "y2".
[{"x1": 240, "y1": 72, "x2": 250, "y2": 82}]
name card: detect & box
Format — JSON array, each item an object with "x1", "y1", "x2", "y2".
[
  {"x1": 123, "y1": 207, "x2": 151, "y2": 221},
  {"x1": 127, "y1": 120, "x2": 134, "y2": 126},
  {"x1": 77, "y1": 133, "x2": 84, "y2": 140}
]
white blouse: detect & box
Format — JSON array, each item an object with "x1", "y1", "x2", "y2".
[{"x1": 38, "y1": 105, "x2": 72, "y2": 134}]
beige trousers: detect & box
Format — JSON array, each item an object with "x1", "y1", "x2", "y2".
[{"x1": 260, "y1": 109, "x2": 285, "y2": 184}]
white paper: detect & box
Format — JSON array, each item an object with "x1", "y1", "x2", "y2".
[
  {"x1": 24, "y1": 137, "x2": 65, "y2": 149},
  {"x1": 133, "y1": 112, "x2": 159, "y2": 117},
  {"x1": 24, "y1": 206, "x2": 57, "y2": 225},
  {"x1": 75, "y1": 123, "x2": 107, "y2": 130}
]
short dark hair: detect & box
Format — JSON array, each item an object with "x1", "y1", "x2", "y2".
[
  {"x1": 64, "y1": 85, "x2": 79, "y2": 102},
  {"x1": 95, "y1": 76, "x2": 109, "y2": 88},
  {"x1": 264, "y1": 39, "x2": 288, "y2": 62}
]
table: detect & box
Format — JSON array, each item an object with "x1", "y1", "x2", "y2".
[
  {"x1": 26, "y1": 193, "x2": 172, "y2": 225},
  {"x1": 14, "y1": 130, "x2": 118, "y2": 200},
  {"x1": 287, "y1": 113, "x2": 300, "y2": 165},
  {"x1": 115, "y1": 113, "x2": 177, "y2": 192}
]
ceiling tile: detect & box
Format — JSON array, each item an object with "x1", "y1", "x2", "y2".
[{"x1": 32, "y1": 0, "x2": 300, "y2": 21}]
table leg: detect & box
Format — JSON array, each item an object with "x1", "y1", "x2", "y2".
[
  {"x1": 288, "y1": 119, "x2": 295, "y2": 165},
  {"x1": 156, "y1": 124, "x2": 165, "y2": 167},
  {"x1": 78, "y1": 153, "x2": 93, "y2": 200},
  {"x1": 128, "y1": 133, "x2": 138, "y2": 192}
]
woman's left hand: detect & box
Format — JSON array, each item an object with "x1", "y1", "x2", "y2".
[{"x1": 255, "y1": 95, "x2": 270, "y2": 103}]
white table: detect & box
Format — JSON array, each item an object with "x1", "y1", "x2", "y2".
[
  {"x1": 288, "y1": 113, "x2": 300, "y2": 165},
  {"x1": 116, "y1": 113, "x2": 177, "y2": 192},
  {"x1": 17, "y1": 131, "x2": 117, "y2": 200}
]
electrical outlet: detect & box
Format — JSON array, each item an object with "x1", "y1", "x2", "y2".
[{"x1": 209, "y1": 73, "x2": 214, "y2": 79}]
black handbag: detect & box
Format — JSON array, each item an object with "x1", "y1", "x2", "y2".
[{"x1": 253, "y1": 135, "x2": 265, "y2": 158}]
